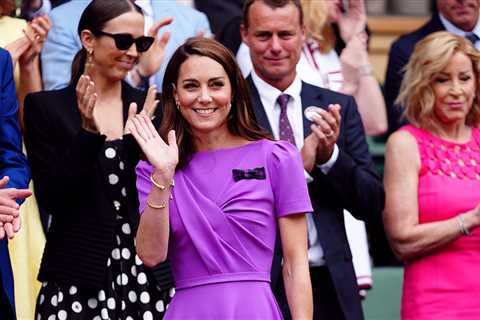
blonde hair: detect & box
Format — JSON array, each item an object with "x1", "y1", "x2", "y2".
[
  {"x1": 300, "y1": 0, "x2": 335, "y2": 53},
  {"x1": 396, "y1": 31, "x2": 480, "y2": 132}
]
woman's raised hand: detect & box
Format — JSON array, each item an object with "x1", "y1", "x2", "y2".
[
  {"x1": 76, "y1": 75, "x2": 98, "y2": 133},
  {"x1": 129, "y1": 112, "x2": 178, "y2": 178},
  {"x1": 337, "y1": 0, "x2": 366, "y2": 43}
]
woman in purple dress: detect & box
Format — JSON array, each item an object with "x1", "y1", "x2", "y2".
[{"x1": 131, "y1": 37, "x2": 313, "y2": 319}]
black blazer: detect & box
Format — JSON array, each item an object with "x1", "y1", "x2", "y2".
[
  {"x1": 194, "y1": 0, "x2": 244, "y2": 34},
  {"x1": 384, "y1": 14, "x2": 445, "y2": 135},
  {"x1": 248, "y1": 77, "x2": 384, "y2": 320},
  {"x1": 23, "y1": 82, "x2": 170, "y2": 290}
]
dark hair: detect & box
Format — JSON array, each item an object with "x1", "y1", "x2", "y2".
[
  {"x1": 242, "y1": 0, "x2": 303, "y2": 29},
  {"x1": 160, "y1": 37, "x2": 271, "y2": 169},
  {"x1": 70, "y1": 0, "x2": 142, "y2": 84},
  {"x1": 0, "y1": 0, "x2": 16, "y2": 17}
]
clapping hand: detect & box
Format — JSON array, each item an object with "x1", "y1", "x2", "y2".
[
  {"x1": 76, "y1": 75, "x2": 98, "y2": 133},
  {"x1": 4, "y1": 37, "x2": 31, "y2": 67},
  {"x1": 19, "y1": 15, "x2": 52, "y2": 66},
  {"x1": 308, "y1": 104, "x2": 342, "y2": 164},
  {"x1": 136, "y1": 17, "x2": 173, "y2": 79},
  {"x1": 0, "y1": 176, "x2": 32, "y2": 240},
  {"x1": 124, "y1": 85, "x2": 159, "y2": 135}
]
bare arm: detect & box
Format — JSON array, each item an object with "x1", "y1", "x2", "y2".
[
  {"x1": 279, "y1": 213, "x2": 312, "y2": 320},
  {"x1": 128, "y1": 111, "x2": 178, "y2": 267},
  {"x1": 383, "y1": 131, "x2": 480, "y2": 261},
  {"x1": 136, "y1": 170, "x2": 172, "y2": 267},
  {"x1": 18, "y1": 16, "x2": 51, "y2": 126},
  {"x1": 339, "y1": 34, "x2": 387, "y2": 136}
]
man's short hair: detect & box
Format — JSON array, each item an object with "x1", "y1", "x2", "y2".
[{"x1": 242, "y1": 0, "x2": 304, "y2": 29}]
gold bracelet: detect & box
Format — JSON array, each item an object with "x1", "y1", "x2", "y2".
[
  {"x1": 150, "y1": 174, "x2": 174, "y2": 191},
  {"x1": 146, "y1": 199, "x2": 167, "y2": 209}
]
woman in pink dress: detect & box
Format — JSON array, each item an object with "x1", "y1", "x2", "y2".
[
  {"x1": 130, "y1": 38, "x2": 313, "y2": 319},
  {"x1": 384, "y1": 31, "x2": 480, "y2": 320}
]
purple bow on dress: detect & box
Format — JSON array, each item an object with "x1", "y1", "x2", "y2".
[{"x1": 232, "y1": 167, "x2": 266, "y2": 182}]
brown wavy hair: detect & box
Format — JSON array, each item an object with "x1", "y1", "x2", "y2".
[
  {"x1": 396, "y1": 31, "x2": 480, "y2": 133},
  {"x1": 160, "y1": 37, "x2": 271, "y2": 169}
]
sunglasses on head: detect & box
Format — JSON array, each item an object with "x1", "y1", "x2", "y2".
[{"x1": 93, "y1": 30, "x2": 154, "y2": 52}]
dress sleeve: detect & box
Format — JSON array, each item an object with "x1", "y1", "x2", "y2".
[
  {"x1": 136, "y1": 160, "x2": 154, "y2": 214},
  {"x1": 267, "y1": 141, "x2": 313, "y2": 217}
]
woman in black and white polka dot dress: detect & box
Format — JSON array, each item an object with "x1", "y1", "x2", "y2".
[
  {"x1": 23, "y1": 1, "x2": 173, "y2": 319},
  {"x1": 35, "y1": 141, "x2": 171, "y2": 319}
]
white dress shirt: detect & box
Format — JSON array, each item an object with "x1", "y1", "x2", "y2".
[
  {"x1": 439, "y1": 13, "x2": 480, "y2": 49},
  {"x1": 251, "y1": 70, "x2": 344, "y2": 266}
]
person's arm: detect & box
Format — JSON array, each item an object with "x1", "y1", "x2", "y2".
[
  {"x1": 0, "y1": 50, "x2": 30, "y2": 190},
  {"x1": 268, "y1": 141, "x2": 313, "y2": 317},
  {"x1": 339, "y1": 33, "x2": 387, "y2": 136},
  {"x1": 23, "y1": 78, "x2": 106, "y2": 214},
  {"x1": 128, "y1": 113, "x2": 178, "y2": 267},
  {"x1": 383, "y1": 130, "x2": 480, "y2": 261},
  {"x1": 0, "y1": 49, "x2": 32, "y2": 239},
  {"x1": 136, "y1": 165, "x2": 172, "y2": 267},
  {"x1": 279, "y1": 214, "x2": 312, "y2": 320},
  {"x1": 41, "y1": 7, "x2": 81, "y2": 90},
  {"x1": 17, "y1": 15, "x2": 51, "y2": 125}
]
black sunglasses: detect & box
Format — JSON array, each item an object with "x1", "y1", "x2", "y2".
[{"x1": 93, "y1": 30, "x2": 154, "y2": 52}]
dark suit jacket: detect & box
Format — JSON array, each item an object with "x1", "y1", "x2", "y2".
[
  {"x1": 23, "y1": 82, "x2": 172, "y2": 291},
  {"x1": 384, "y1": 14, "x2": 445, "y2": 135},
  {"x1": 0, "y1": 48, "x2": 30, "y2": 320},
  {"x1": 194, "y1": 0, "x2": 244, "y2": 35},
  {"x1": 248, "y1": 77, "x2": 384, "y2": 320}
]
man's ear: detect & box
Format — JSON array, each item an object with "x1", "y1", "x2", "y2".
[
  {"x1": 80, "y1": 30, "x2": 96, "y2": 52},
  {"x1": 300, "y1": 24, "x2": 307, "y2": 43},
  {"x1": 240, "y1": 23, "x2": 249, "y2": 45}
]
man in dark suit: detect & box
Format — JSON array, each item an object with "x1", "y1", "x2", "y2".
[
  {"x1": 240, "y1": 1, "x2": 384, "y2": 319},
  {"x1": 384, "y1": 0, "x2": 480, "y2": 135},
  {"x1": 0, "y1": 48, "x2": 32, "y2": 320}
]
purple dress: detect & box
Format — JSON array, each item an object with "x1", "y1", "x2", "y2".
[{"x1": 137, "y1": 139, "x2": 312, "y2": 319}]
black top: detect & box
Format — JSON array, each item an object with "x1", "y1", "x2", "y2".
[{"x1": 23, "y1": 82, "x2": 170, "y2": 290}]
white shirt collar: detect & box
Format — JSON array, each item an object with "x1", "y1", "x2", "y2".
[
  {"x1": 250, "y1": 69, "x2": 302, "y2": 111},
  {"x1": 439, "y1": 13, "x2": 480, "y2": 38}
]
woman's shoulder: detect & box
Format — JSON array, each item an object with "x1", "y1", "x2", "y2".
[
  {"x1": 24, "y1": 86, "x2": 76, "y2": 121},
  {"x1": 387, "y1": 127, "x2": 419, "y2": 150},
  {"x1": 252, "y1": 139, "x2": 298, "y2": 154},
  {"x1": 386, "y1": 127, "x2": 421, "y2": 168},
  {"x1": 262, "y1": 140, "x2": 302, "y2": 166},
  {"x1": 27, "y1": 85, "x2": 74, "y2": 101}
]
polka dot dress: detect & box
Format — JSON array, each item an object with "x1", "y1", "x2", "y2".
[{"x1": 35, "y1": 140, "x2": 171, "y2": 319}]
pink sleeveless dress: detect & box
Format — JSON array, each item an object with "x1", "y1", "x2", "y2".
[{"x1": 400, "y1": 125, "x2": 480, "y2": 320}]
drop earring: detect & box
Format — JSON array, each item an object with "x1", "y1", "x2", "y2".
[{"x1": 85, "y1": 48, "x2": 94, "y2": 74}]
